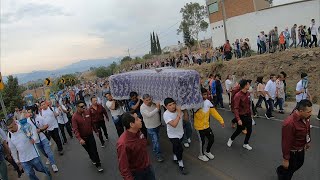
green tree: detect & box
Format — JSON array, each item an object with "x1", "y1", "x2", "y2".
[
  {"x1": 109, "y1": 62, "x2": 117, "y2": 74},
  {"x1": 156, "y1": 34, "x2": 162, "y2": 55},
  {"x1": 181, "y1": 21, "x2": 195, "y2": 48},
  {"x1": 152, "y1": 32, "x2": 157, "y2": 55},
  {"x1": 0, "y1": 75, "x2": 24, "y2": 119},
  {"x1": 150, "y1": 33, "x2": 155, "y2": 55},
  {"x1": 143, "y1": 54, "x2": 153, "y2": 59},
  {"x1": 95, "y1": 67, "x2": 112, "y2": 78},
  {"x1": 120, "y1": 56, "x2": 132, "y2": 64},
  {"x1": 177, "y1": 2, "x2": 208, "y2": 48}
]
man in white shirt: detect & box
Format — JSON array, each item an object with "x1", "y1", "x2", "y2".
[
  {"x1": 163, "y1": 98, "x2": 187, "y2": 175},
  {"x1": 309, "y1": 19, "x2": 318, "y2": 48},
  {"x1": 105, "y1": 93, "x2": 125, "y2": 137},
  {"x1": 26, "y1": 108, "x2": 58, "y2": 173},
  {"x1": 6, "y1": 117, "x2": 51, "y2": 180},
  {"x1": 40, "y1": 101, "x2": 64, "y2": 155},
  {"x1": 140, "y1": 94, "x2": 163, "y2": 162},
  {"x1": 264, "y1": 74, "x2": 277, "y2": 119},
  {"x1": 295, "y1": 73, "x2": 312, "y2": 108},
  {"x1": 55, "y1": 101, "x2": 73, "y2": 144}
]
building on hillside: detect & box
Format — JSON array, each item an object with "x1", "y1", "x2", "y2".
[{"x1": 206, "y1": 0, "x2": 320, "y2": 50}]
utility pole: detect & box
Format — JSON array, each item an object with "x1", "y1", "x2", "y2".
[
  {"x1": 127, "y1": 49, "x2": 131, "y2": 58},
  {"x1": 221, "y1": 0, "x2": 228, "y2": 41}
]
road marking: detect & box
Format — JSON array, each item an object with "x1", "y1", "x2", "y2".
[{"x1": 218, "y1": 108, "x2": 320, "y2": 129}]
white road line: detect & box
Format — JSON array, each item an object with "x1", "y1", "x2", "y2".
[{"x1": 218, "y1": 108, "x2": 320, "y2": 129}]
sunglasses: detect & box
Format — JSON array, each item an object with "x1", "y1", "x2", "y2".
[{"x1": 78, "y1": 105, "x2": 86, "y2": 109}]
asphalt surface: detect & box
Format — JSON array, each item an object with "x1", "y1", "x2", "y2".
[{"x1": 20, "y1": 106, "x2": 320, "y2": 180}]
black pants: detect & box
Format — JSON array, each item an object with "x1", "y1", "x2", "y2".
[
  {"x1": 266, "y1": 99, "x2": 275, "y2": 118},
  {"x1": 255, "y1": 95, "x2": 268, "y2": 109},
  {"x1": 48, "y1": 128, "x2": 63, "y2": 152},
  {"x1": 94, "y1": 121, "x2": 108, "y2": 145},
  {"x1": 58, "y1": 121, "x2": 73, "y2": 143},
  {"x1": 114, "y1": 118, "x2": 124, "y2": 137},
  {"x1": 317, "y1": 109, "x2": 320, "y2": 119},
  {"x1": 230, "y1": 115, "x2": 252, "y2": 144},
  {"x1": 82, "y1": 134, "x2": 101, "y2": 167},
  {"x1": 197, "y1": 128, "x2": 214, "y2": 155},
  {"x1": 132, "y1": 165, "x2": 156, "y2": 180},
  {"x1": 277, "y1": 150, "x2": 305, "y2": 180},
  {"x1": 141, "y1": 118, "x2": 148, "y2": 140},
  {"x1": 216, "y1": 93, "x2": 224, "y2": 108},
  {"x1": 310, "y1": 35, "x2": 318, "y2": 47},
  {"x1": 169, "y1": 138, "x2": 183, "y2": 161}
]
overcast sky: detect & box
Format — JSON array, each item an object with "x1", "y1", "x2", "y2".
[{"x1": 1, "y1": 0, "x2": 210, "y2": 75}]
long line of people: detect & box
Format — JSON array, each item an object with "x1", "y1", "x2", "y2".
[{"x1": 0, "y1": 71, "x2": 318, "y2": 180}]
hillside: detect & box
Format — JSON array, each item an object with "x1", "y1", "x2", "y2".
[
  {"x1": 6, "y1": 58, "x2": 119, "y2": 84},
  {"x1": 64, "y1": 47, "x2": 320, "y2": 104},
  {"x1": 187, "y1": 48, "x2": 320, "y2": 103}
]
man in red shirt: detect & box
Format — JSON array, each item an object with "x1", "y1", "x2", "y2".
[
  {"x1": 277, "y1": 99, "x2": 312, "y2": 180},
  {"x1": 223, "y1": 40, "x2": 232, "y2": 60},
  {"x1": 227, "y1": 80, "x2": 253, "y2": 150},
  {"x1": 117, "y1": 112, "x2": 155, "y2": 180},
  {"x1": 72, "y1": 100, "x2": 103, "y2": 172},
  {"x1": 89, "y1": 96, "x2": 109, "y2": 148}
]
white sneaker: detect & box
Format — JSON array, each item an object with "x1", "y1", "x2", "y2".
[
  {"x1": 243, "y1": 144, "x2": 253, "y2": 151},
  {"x1": 49, "y1": 141, "x2": 52, "y2": 146},
  {"x1": 316, "y1": 117, "x2": 320, "y2": 120},
  {"x1": 198, "y1": 155, "x2": 209, "y2": 162},
  {"x1": 204, "y1": 152, "x2": 215, "y2": 160},
  {"x1": 46, "y1": 159, "x2": 50, "y2": 165},
  {"x1": 183, "y1": 143, "x2": 190, "y2": 148},
  {"x1": 227, "y1": 138, "x2": 233, "y2": 147},
  {"x1": 187, "y1": 138, "x2": 191, "y2": 143},
  {"x1": 52, "y1": 164, "x2": 59, "y2": 172}
]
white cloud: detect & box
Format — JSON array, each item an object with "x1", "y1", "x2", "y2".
[{"x1": 0, "y1": 0, "x2": 209, "y2": 75}]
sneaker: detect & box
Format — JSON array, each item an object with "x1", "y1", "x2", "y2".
[
  {"x1": 316, "y1": 117, "x2": 320, "y2": 120},
  {"x1": 278, "y1": 111, "x2": 284, "y2": 114},
  {"x1": 101, "y1": 142, "x2": 105, "y2": 148},
  {"x1": 253, "y1": 114, "x2": 258, "y2": 118},
  {"x1": 92, "y1": 161, "x2": 97, "y2": 165},
  {"x1": 52, "y1": 164, "x2": 59, "y2": 173},
  {"x1": 59, "y1": 150, "x2": 64, "y2": 155},
  {"x1": 270, "y1": 115, "x2": 275, "y2": 119},
  {"x1": 198, "y1": 155, "x2": 209, "y2": 162},
  {"x1": 227, "y1": 138, "x2": 233, "y2": 147},
  {"x1": 183, "y1": 143, "x2": 190, "y2": 148},
  {"x1": 157, "y1": 156, "x2": 164, "y2": 162},
  {"x1": 265, "y1": 114, "x2": 270, "y2": 120},
  {"x1": 204, "y1": 152, "x2": 215, "y2": 160},
  {"x1": 97, "y1": 166, "x2": 104, "y2": 172},
  {"x1": 179, "y1": 166, "x2": 188, "y2": 175},
  {"x1": 243, "y1": 144, "x2": 253, "y2": 151},
  {"x1": 49, "y1": 142, "x2": 52, "y2": 146},
  {"x1": 187, "y1": 138, "x2": 191, "y2": 143},
  {"x1": 46, "y1": 159, "x2": 50, "y2": 165}
]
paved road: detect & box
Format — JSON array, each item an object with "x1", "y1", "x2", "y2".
[{"x1": 20, "y1": 107, "x2": 320, "y2": 180}]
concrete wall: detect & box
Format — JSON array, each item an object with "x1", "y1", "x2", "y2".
[{"x1": 209, "y1": 0, "x2": 320, "y2": 49}]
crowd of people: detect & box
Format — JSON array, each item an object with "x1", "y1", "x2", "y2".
[
  {"x1": 257, "y1": 19, "x2": 319, "y2": 54},
  {"x1": 0, "y1": 18, "x2": 319, "y2": 180},
  {"x1": 0, "y1": 66, "x2": 318, "y2": 180}
]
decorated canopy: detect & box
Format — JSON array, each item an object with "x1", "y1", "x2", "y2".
[{"x1": 109, "y1": 67, "x2": 203, "y2": 110}]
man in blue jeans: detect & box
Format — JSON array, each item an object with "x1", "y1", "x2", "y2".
[
  {"x1": 6, "y1": 117, "x2": 51, "y2": 180},
  {"x1": 140, "y1": 94, "x2": 164, "y2": 162},
  {"x1": 26, "y1": 108, "x2": 58, "y2": 173}
]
